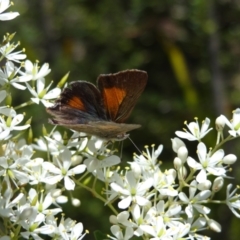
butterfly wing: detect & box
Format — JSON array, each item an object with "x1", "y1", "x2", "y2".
[
  {"x1": 47, "y1": 120, "x2": 141, "y2": 140},
  {"x1": 47, "y1": 81, "x2": 107, "y2": 125},
  {"x1": 97, "y1": 69, "x2": 148, "y2": 123}
]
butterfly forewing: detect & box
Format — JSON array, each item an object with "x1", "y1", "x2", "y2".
[
  {"x1": 47, "y1": 81, "x2": 107, "y2": 124},
  {"x1": 97, "y1": 69, "x2": 148, "y2": 123}
]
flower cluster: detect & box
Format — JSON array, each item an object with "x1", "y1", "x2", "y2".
[
  {"x1": 1, "y1": 1, "x2": 240, "y2": 240},
  {"x1": 104, "y1": 114, "x2": 240, "y2": 240}
]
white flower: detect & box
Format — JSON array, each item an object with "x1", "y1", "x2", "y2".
[
  {"x1": 0, "y1": 114, "x2": 30, "y2": 140},
  {"x1": 20, "y1": 59, "x2": 51, "y2": 81},
  {"x1": 226, "y1": 184, "x2": 240, "y2": 218},
  {"x1": 26, "y1": 78, "x2": 61, "y2": 107},
  {"x1": 26, "y1": 158, "x2": 48, "y2": 185},
  {"x1": 0, "y1": 185, "x2": 24, "y2": 218},
  {"x1": 152, "y1": 169, "x2": 178, "y2": 197},
  {"x1": 20, "y1": 207, "x2": 55, "y2": 239},
  {"x1": 110, "y1": 171, "x2": 153, "y2": 209},
  {"x1": 176, "y1": 117, "x2": 212, "y2": 141},
  {"x1": 109, "y1": 225, "x2": 134, "y2": 240},
  {"x1": 0, "y1": 61, "x2": 27, "y2": 90},
  {"x1": 221, "y1": 108, "x2": 240, "y2": 137},
  {"x1": 27, "y1": 188, "x2": 62, "y2": 219},
  {"x1": 179, "y1": 180, "x2": 211, "y2": 218},
  {"x1": 0, "y1": 0, "x2": 19, "y2": 21},
  {"x1": 0, "y1": 141, "x2": 33, "y2": 185},
  {"x1": 0, "y1": 42, "x2": 26, "y2": 62},
  {"x1": 42, "y1": 149, "x2": 86, "y2": 190},
  {"x1": 187, "y1": 142, "x2": 226, "y2": 183},
  {"x1": 57, "y1": 217, "x2": 86, "y2": 240},
  {"x1": 131, "y1": 144, "x2": 163, "y2": 174},
  {"x1": 140, "y1": 215, "x2": 178, "y2": 239}
]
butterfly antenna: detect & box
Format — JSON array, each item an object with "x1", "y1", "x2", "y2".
[{"x1": 127, "y1": 136, "x2": 142, "y2": 155}]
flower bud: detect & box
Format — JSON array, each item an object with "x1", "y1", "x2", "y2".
[
  {"x1": 212, "y1": 177, "x2": 224, "y2": 192},
  {"x1": 178, "y1": 166, "x2": 187, "y2": 180},
  {"x1": 208, "y1": 219, "x2": 221, "y2": 232},
  {"x1": 223, "y1": 154, "x2": 237, "y2": 164},
  {"x1": 173, "y1": 157, "x2": 182, "y2": 170},
  {"x1": 215, "y1": 115, "x2": 225, "y2": 131},
  {"x1": 72, "y1": 198, "x2": 81, "y2": 207},
  {"x1": 168, "y1": 169, "x2": 177, "y2": 181},
  {"x1": 198, "y1": 180, "x2": 212, "y2": 190},
  {"x1": 171, "y1": 137, "x2": 186, "y2": 153},
  {"x1": 71, "y1": 155, "x2": 83, "y2": 165},
  {"x1": 177, "y1": 146, "x2": 188, "y2": 163},
  {"x1": 109, "y1": 215, "x2": 117, "y2": 224}
]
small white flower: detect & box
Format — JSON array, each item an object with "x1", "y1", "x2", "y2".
[
  {"x1": 42, "y1": 149, "x2": 86, "y2": 190},
  {"x1": 0, "y1": 61, "x2": 27, "y2": 90},
  {"x1": 140, "y1": 215, "x2": 178, "y2": 239},
  {"x1": 176, "y1": 117, "x2": 212, "y2": 141},
  {"x1": 152, "y1": 169, "x2": 178, "y2": 197},
  {"x1": 0, "y1": 114, "x2": 30, "y2": 140},
  {"x1": 109, "y1": 225, "x2": 134, "y2": 240},
  {"x1": 58, "y1": 217, "x2": 86, "y2": 240},
  {"x1": 0, "y1": 0, "x2": 19, "y2": 20},
  {"x1": 26, "y1": 78, "x2": 61, "y2": 107},
  {"x1": 187, "y1": 142, "x2": 226, "y2": 183},
  {"x1": 27, "y1": 188, "x2": 62, "y2": 219},
  {"x1": 0, "y1": 42, "x2": 26, "y2": 62},
  {"x1": 226, "y1": 184, "x2": 240, "y2": 218},
  {"x1": 179, "y1": 180, "x2": 211, "y2": 218},
  {"x1": 131, "y1": 144, "x2": 163, "y2": 173},
  {"x1": 20, "y1": 59, "x2": 51, "y2": 81},
  {"x1": 221, "y1": 108, "x2": 240, "y2": 137},
  {"x1": 0, "y1": 185, "x2": 24, "y2": 218},
  {"x1": 110, "y1": 171, "x2": 153, "y2": 209}
]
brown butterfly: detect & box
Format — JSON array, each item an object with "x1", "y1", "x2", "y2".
[{"x1": 47, "y1": 69, "x2": 148, "y2": 140}]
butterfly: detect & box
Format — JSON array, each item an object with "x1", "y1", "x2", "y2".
[{"x1": 47, "y1": 69, "x2": 148, "y2": 140}]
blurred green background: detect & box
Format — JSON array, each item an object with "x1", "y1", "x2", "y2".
[{"x1": 5, "y1": 0, "x2": 240, "y2": 239}]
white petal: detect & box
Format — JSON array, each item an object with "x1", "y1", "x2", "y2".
[
  {"x1": 68, "y1": 164, "x2": 86, "y2": 175},
  {"x1": 197, "y1": 142, "x2": 207, "y2": 163},
  {"x1": 36, "y1": 78, "x2": 45, "y2": 93},
  {"x1": 25, "y1": 60, "x2": 33, "y2": 72},
  {"x1": 11, "y1": 82, "x2": 26, "y2": 90},
  {"x1": 135, "y1": 196, "x2": 150, "y2": 206},
  {"x1": 187, "y1": 157, "x2": 201, "y2": 169},
  {"x1": 44, "y1": 88, "x2": 61, "y2": 99},
  {"x1": 0, "y1": 12, "x2": 19, "y2": 21},
  {"x1": 175, "y1": 130, "x2": 197, "y2": 141},
  {"x1": 64, "y1": 176, "x2": 75, "y2": 190},
  {"x1": 196, "y1": 169, "x2": 207, "y2": 183},
  {"x1": 118, "y1": 196, "x2": 132, "y2": 209},
  {"x1": 178, "y1": 192, "x2": 189, "y2": 202}
]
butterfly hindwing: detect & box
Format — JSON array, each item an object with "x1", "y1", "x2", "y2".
[{"x1": 97, "y1": 69, "x2": 147, "y2": 123}]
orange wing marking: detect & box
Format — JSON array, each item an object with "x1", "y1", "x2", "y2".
[
  {"x1": 103, "y1": 87, "x2": 126, "y2": 120},
  {"x1": 68, "y1": 96, "x2": 86, "y2": 111}
]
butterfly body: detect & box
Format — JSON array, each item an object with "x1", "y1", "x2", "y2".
[{"x1": 47, "y1": 69, "x2": 147, "y2": 140}]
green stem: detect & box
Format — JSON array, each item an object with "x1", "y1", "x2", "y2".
[
  {"x1": 14, "y1": 100, "x2": 34, "y2": 110},
  {"x1": 75, "y1": 180, "x2": 118, "y2": 215}
]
